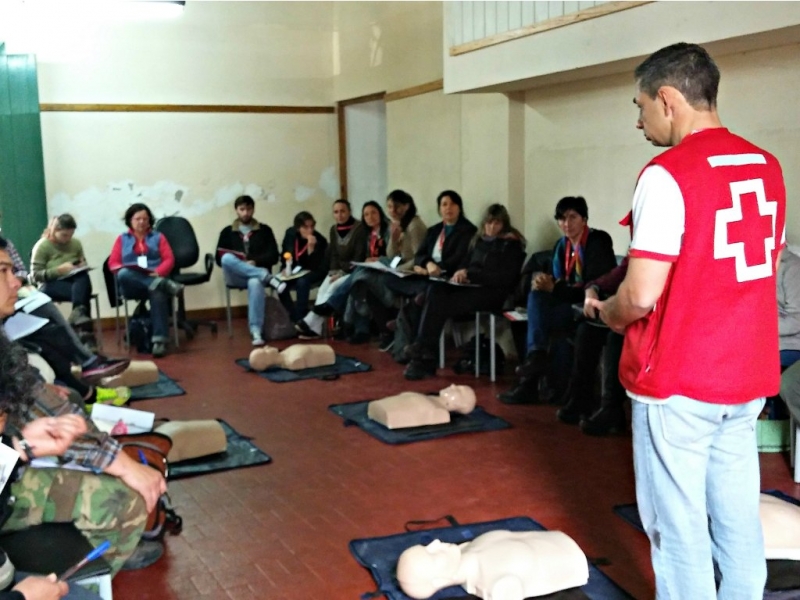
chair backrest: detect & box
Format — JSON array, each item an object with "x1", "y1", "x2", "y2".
[{"x1": 155, "y1": 216, "x2": 199, "y2": 272}]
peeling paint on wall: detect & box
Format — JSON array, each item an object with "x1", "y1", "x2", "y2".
[
  {"x1": 319, "y1": 166, "x2": 338, "y2": 199},
  {"x1": 294, "y1": 186, "x2": 315, "y2": 202}
]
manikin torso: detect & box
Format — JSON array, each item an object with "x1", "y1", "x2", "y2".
[
  {"x1": 367, "y1": 385, "x2": 477, "y2": 429},
  {"x1": 760, "y1": 493, "x2": 800, "y2": 560},
  {"x1": 248, "y1": 344, "x2": 335, "y2": 371}
]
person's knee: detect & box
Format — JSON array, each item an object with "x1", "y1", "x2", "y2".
[{"x1": 247, "y1": 277, "x2": 263, "y2": 295}]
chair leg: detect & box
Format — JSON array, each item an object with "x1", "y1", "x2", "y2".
[
  {"x1": 489, "y1": 313, "x2": 496, "y2": 383},
  {"x1": 474, "y1": 312, "x2": 481, "y2": 379},
  {"x1": 173, "y1": 294, "x2": 180, "y2": 349},
  {"x1": 226, "y1": 288, "x2": 233, "y2": 338},
  {"x1": 92, "y1": 294, "x2": 103, "y2": 351},
  {"x1": 115, "y1": 299, "x2": 121, "y2": 348},
  {"x1": 439, "y1": 324, "x2": 446, "y2": 369},
  {"x1": 123, "y1": 299, "x2": 130, "y2": 350}
]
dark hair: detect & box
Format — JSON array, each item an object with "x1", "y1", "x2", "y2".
[
  {"x1": 293, "y1": 211, "x2": 316, "y2": 230},
  {"x1": 234, "y1": 195, "x2": 255, "y2": 209},
  {"x1": 333, "y1": 198, "x2": 351, "y2": 210},
  {"x1": 362, "y1": 200, "x2": 389, "y2": 238},
  {"x1": 124, "y1": 203, "x2": 155, "y2": 229},
  {"x1": 0, "y1": 329, "x2": 39, "y2": 421},
  {"x1": 436, "y1": 190, "x2": 464, "y2": 218},
  {"x1": 554, "y1": 196, "x2": 588, "y2": 221},
  {"x1": 472, "y1": 203, "x2": 526, "y2": 249},
  {"x1": 42, "y1": 213, "x2": 77, "y2": 239},
  {"x1": 387, "y1": 189, "x2": 417, "y2": 232},
  {"x1": 634, "y1": 42, "x2": 720, "y2": 109},
  {"x1": 0, "y1": 237, "x2": 7, "y2": 250}
]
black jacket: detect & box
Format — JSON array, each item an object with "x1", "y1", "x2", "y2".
[
  {"x1": 414, "y1": 217, "x2": 478, "y2": 275},
  {"x1": 215, "y1": 219, "x2": 279, "y2": 269},
  {"x1": 280, "y1": 227, "x2": 329, "y2": 278},
  {"x1": 464, "y1": 235, "x2": 526, "y2": 294}
]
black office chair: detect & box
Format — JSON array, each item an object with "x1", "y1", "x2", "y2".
[{"x1": 154, "y1": 216, "x2": 218, "y2": 339}]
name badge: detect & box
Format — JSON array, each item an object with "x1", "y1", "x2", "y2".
[{"x1": 137, "y1": 255, "x2": 148, "y2": 269}]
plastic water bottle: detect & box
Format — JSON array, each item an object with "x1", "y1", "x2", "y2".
[{"x1": 285, "y1": 256, "x2": 293, "y2": 277}]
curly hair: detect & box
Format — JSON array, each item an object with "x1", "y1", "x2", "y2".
[{"x1": 0, "y1": 330, "x2": 39, "y2": 421}]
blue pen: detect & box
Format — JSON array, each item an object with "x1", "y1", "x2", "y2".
[
  {"x1": 59, "y1": 540, "x2": 111, "y2": 581},
  {"x1": 138, "y1": 450, "x2": 147, "y2": 465}
]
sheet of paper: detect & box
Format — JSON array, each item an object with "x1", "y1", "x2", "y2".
[
  {"x1": 14, "y1": 290, "x2": 52, "y2": 314},
  {"x1": 0, "y1": 443, "x2": 20, "y2": 493},
  {"x1": 91, "y1": 404, "x2": 155, "y2": 435},
  {"x1": 3, "y1": 312, "x2": 49, "y2": 341}
]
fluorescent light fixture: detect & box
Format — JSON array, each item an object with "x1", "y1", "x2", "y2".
[{"x1": 18, "y1": 0, "x2": 185, "y2": 22}]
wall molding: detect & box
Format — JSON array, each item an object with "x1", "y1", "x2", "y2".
[
  {"x1": 39, "y1": 103, "x2": 335, "y2": 114},
  {"x1": 384, "y1": 79, "x2": 444, "y2": 103},
  {"x1": 449, "y1": 1, "x2": 651, "y2": 57}
]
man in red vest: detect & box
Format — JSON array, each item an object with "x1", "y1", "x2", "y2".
[{"x1": 589, "y1": 43, "x2": 786, "y2": 599}]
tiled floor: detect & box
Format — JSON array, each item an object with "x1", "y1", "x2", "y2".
[{"x1": 109, "y1": 320, "x2": 800, "y2": 599}]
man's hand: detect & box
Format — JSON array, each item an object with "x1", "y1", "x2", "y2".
[
  {"x1": 56, "y1": 262, "x2": 74, "y2": 275},
  {"x1": 585, "y1": 297, "x2": 626, "y2": 334},
  {"x1": 532, "y1": 273, "x2": 555, "y2": 293},
  {"x1": 425, "y1": 262, "x2": 442, "y2": 277},
  {"x1": 450, "y1": 269, "x2": 469, "y2": 284},
  {"x1": 13, "y1": 574, "x2": 68, "y2": 600},
  {"x1": 583, "y1": 287, "x2": 599, "y2": 319},
  {"x1": 105, "y1": 452, "x2": 167, "y2": 512},
  {"x1": 413, "y1": 266, "x2": 428, "y2": 275},
  {"x1": 19, "y1": 415, "x2": 88, "y2": 459}
]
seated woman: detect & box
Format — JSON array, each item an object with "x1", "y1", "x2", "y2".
[
  {"x1": 500, "y1": 196, "x2": 616, "y2": 404},
  {"x1": 278, "y1": 211, "x2": 329, "y2": 322},
  {"x1": 347, "y1": 190, "x2": 427, "y2": 348},
  {"x1": 295, "y1": 199, "x2": 367, "y2": 338},
  {"x1": 367, "y1": 384, "x2": 476, "y2": 429},
  {"x1": 30, "y1": 214, "x2": 94, "y2": 341},
  {"x1": 108, "y1": 203, "x2": 184, "y2": 358},
  {"x1": 404, "y1": 204, "x2": 525, "y2": 380}
]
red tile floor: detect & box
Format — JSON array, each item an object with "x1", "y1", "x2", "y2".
[{"x1": 109, "y1": 319, "x2": 800, "y2": 600}]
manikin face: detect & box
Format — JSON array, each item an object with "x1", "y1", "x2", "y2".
[
  {"x1": 363, "y1": 205, "x2": 381, "y2": 230},
  {"x1": 483, "y1": 218, "x2": 503, "y2": 238},
  {"x1": 299, "y1": 219, "x2": 315, "y2": 239},
  {"x1": 386, "y1": 199, "x2": 408, "y2": 222},
  {"x1": 438, "y1": 196, "x2": 460, "y2": 225},
  {"x1": 333, "y1": 202, "x2": 351, "y2": 225},
  {"x1": 634, "y1": 85, "x2": 672, "y2": 147},
  {"x1": 397, "y1": 539, "x2": 462, "y2": 599},
  {"x1": 53, "y1": 228, "x2": 75, "y2": 244},
  {"x1": 130, "y1": 210, "x2": 151, "y2": 235},
  {"x1": 438, "y1": 384, "x2": 477, "y2": 413},
  {"x1": 557, "y1": 209, "x2": 587, "y2": 242},
  {"x1": 0, "y1": 250, "x2": 21, "y2": 317},
  {"x1": 236, "y1": 203, "x2": 255, "y2": 225}
]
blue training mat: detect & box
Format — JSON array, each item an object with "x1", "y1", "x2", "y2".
[
  {"x1": 235, "y1": 354, "x2": 371, "y2": 382},
  {"x1": 129, "y1": 370, "x2": 186, "y2": 400},
  {"x1": 613, "y1": 490, "x2": 800, "y2": 600},
  {"x1": 168, "y1": 419, "x2": 271, "y2": 479},
  {"x1": 329, "y1": 400, "x2": 510, "y2": 444},
  {"x1": 350, "y1": 516, "x2": 635, "y2": 600}
]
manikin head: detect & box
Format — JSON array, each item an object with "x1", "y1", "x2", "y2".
[
  {"x1": 248, "y1": 346, "x2": 281, "y2": 371},
  {"x1": 436, "y1": 384, "x2": 476, "y2": 414},
  {"x1": 397, "y1": 539, "x2": 463, "y2": 599}
]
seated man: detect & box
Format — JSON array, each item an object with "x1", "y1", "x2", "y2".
[
  {"x1": 0, "y1": 240, "x2": 164, "y2": 574},
  {"x1": 216, "y1": 195, "x2": 280, "y2": 346},
  {"x1": 500, "y1": 196, "x2": 617, "y2": 404},
  {"x1": 367, "y1": 384, "x2": 476, "y2": 429},
  {"x1": 397, "y1": 530, "x2": 589, "y2": 599}
]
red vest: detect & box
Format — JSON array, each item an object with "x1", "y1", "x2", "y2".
[{"x1": 620, "y1": 128, "x2": 786, "y2": 403}]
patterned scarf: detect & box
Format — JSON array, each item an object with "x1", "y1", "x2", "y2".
[{"x1": 552, "y1": 226, "x2": 590, "y2": 283}]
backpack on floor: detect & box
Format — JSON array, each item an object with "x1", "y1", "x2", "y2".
[
  {"x1": 265, "y1": 296, "x2": 296, "y2": 341},
  {"x1": 127, "y1": 316, "x2": 153, "y2": 354}
]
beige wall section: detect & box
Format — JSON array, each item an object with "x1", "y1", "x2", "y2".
[
  {"x1": 524, "y1": 42, "x2": 800, "y2": 255},
  {"x1": 333, "y1": 1, "x2": 443, "y2": 100}
]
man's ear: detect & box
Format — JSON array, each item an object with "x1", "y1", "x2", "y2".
[{"x1": 658, "y1": 86, "x2": 686, "y2": 119}]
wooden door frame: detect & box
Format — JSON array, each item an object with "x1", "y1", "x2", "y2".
[{"x1": 336, "y1": 91, "x2": 386, "y2": 199}]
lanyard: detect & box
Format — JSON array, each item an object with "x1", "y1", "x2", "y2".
[
  {"x1": 437, "y1": 227, "x2": 446, "y2": 251},
  {"x1": 369, "y1": 231, "x2": 381, "y2": 257},
  {"x1": 294, "y1": 238, "x2": 309, "y2": 259}
]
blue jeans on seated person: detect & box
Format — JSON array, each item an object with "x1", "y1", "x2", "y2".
[
  {"x1": 40, "y1": 271, "x2": 92, "y2": 311},
  {"x1": 780, "y1": 349, "x2": 800, "y2": 369},
  {"x1": 526, "y1": 289, "x2": 575, "y2": 353},
  {"x1": 221, "y1": 253, "x2": 269, "y2": 335},
  {"x1": 632, "y1": 395, "x2": 766, "y2": 600},
  {"x1": 279, "y1": 271, "x2": 324, "y2": 322},
  {"x1": 116, "y1": 268, "x2": 170, "y2": 341}
]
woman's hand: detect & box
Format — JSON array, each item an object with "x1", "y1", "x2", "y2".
[
  {"x1": 425, "y1": 262, "x2": 442, "y2": 277},
  {"x1": 305, "y1": 235, "x2": 317, "y2": 253},
  {"x1": 56, "y1": 262, "x2": 74, "y2": 275},
  {"x1": 532, "y1": 273, "x2": 555, "y2": 293},
  {"x1": 390, "y1": 222, "x2": 402, "y2": 243},
  {"x1": 365, "y1": 257, "x2": 380, "y2": 263},
  {"x1": 450, "y1": 269, "x2": 469, "y2": 284},
  {"x1": 413, "y1": 266, "x2": 428, "y2": 275}
]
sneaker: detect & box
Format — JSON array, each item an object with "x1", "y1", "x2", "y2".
[
  {"x1": 152, "y1": 341, "x2": 167, "y2": 358},
  {"x1": 68, "y1": 306, "x2": 93, "y2": 328},
  {"x1": 251, "y1": 329, "x2": 266, "y2": 346},
  {"x1": 0, "y1": 549, "x2": 15, "y2": 590},
  {"x1": 378, "y1": 333, "x2": 394, "y2": 352},
  {"x1": 120, "y1": 540, "x2": 165, "y2": 571},
  {"x1": 82, "y1": 356, "x2": 131, "y2": 384},
  {"x1": 95, "y1": 386, "x2": 132, "y2": 407},
  {"x1": 155, "y1": 277, "x2": 184, "y2": 297},
  {"x1": 294, "y1": 320, "x2": 320, "y2": 340}
]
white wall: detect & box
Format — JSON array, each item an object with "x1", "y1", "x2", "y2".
[{"x1": 345, "y1": 100, "x2": 387, "y2": 210}]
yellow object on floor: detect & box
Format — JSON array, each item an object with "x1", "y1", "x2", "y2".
[{"x1": 95, "y1": 386, "x2": 132, "y2": 407}]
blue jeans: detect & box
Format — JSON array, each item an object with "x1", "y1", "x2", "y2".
[
  {"x1": 525, "y1": 290, "x2": 574, "y2": 353},
  {"x1": 780, "y1": 349, "x2": 800, "y2": 368},
  {"x1": 116, "y1": 268, "x2": 170, "y2": 341},
  {"x1": 632, "y1": 395, "x2": 766, "y2": 600},
  {"x1": 40, "y1": 271, "x2": 92, "y2": 311},
  {"x1": 280, "y1": 271, "x2": 324, "y2": 322},
  {"x1": 221, "y1": 253, "x2": 268, "y2": 334}
]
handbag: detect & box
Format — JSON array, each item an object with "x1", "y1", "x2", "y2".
[{"x1": 113, "y1": 432, "x2": 183, "y2": 541}]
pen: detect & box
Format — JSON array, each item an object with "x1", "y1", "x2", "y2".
[
  {"x1": 137, "y1": 450, "x2": 147, "y2": 465},
  {"x1": 58, "y1": 540, "x2": 110, "y2": 581}
]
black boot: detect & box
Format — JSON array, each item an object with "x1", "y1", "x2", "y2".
[
  {"x1": 515, "y1": 350, "x2": 548, "y2": 379},
  {"x1": 404, "y1": 358, "x2": 437, "y2": 380},
  {"x1": 580, "y1": 405, "x2": 627, "y2": 436},
  {"x1": 497, "y1": 377, "x2": 540, "y2": 405},
  {"x1": 556, "y1": 383, "x2": 594, "y2": 425}
]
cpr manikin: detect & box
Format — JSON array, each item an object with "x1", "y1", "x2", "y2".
[
  {"x1": 249, "y1": 344, "x2": 335, "y2": 371},
  {"x1": 760, "y1": 493, "x2": 800, "y2": 560},
  {"x1": 397, "y1": 530, "x2": 589, "y2": 600},
  {"x1": 367, "y1": 385, "x2": 477, "y2": 429}
]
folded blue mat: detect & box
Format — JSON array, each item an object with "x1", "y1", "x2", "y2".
[
  {"x1": 235, "y1": 354, "x2": 371, "y2": 382},
  {"x1": 350, "y1": 515, "x2": 635, "y2": 600},
  {"x1": 329, "y1": 400, "x2": 510, "y2": 444},
  {"x1": 613, "y1": 490, "x2": 800, "y2": 599},
  {"x1": 168, "y1": 419, "x2": 271, "y2": 479},
  {"x1": 129, "y1": 371, "x2": 186, "y2": 401}
]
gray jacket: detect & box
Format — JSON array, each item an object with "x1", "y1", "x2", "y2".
[{"x1": 778, "y1": 248, "x2": 800, "y2": 351}]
